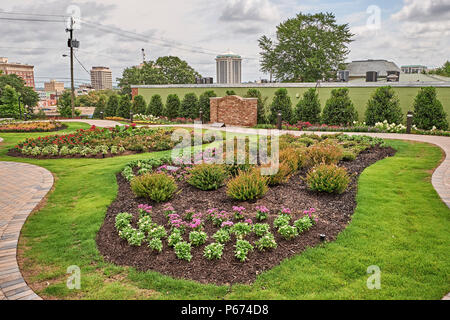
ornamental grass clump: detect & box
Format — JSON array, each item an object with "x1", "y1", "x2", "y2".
[
  {"x1": 187, "y1": 164, "x2": 228, "y2": 191},
  {"x1": 131, "y1": 173, "x2": 178, "y2": 203},
  {"x1": 306, "y1": 164, "x2": 350, "y2": 194},
  {"x1": 226, "y1": 169, "x2": 269, "y2": 201},
  {"x1": 303, "y1": 142, "x2": 343, "y2": 168}
]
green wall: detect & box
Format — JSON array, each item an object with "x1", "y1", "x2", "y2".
[{"x1": 136, "y1": 86, "x2": 450, "y2": 123}]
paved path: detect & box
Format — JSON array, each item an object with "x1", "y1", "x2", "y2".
[
  {"x1": 0, "y1": 162, "x2": 53, "y2": 300},
  {"x1": 60, "y1": 119, "x2": 123, "y2": 127}
]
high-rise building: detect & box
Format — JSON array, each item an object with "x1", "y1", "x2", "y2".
[
  {"x1": 44, "y1": 80, "x2": 65, "y2": 94},
  {"x1": 0, "y1": 57, "x2": 35, "y2": 89},
  {"x1": 216, "y1": 52, "x2": 242, "y2": 84},
  {"x1": 90, "y1": 66, "x2": 112, "y2": 90}
]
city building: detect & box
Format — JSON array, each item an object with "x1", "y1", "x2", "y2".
[
  {"x1": 44, "y1": 80, "x2": 65, "y2": 94},
  {"x1": 90, "y1": 66, "x2": 112, "y2": 90},
  {"x1": 344, "y1": 59, "x2": 401, "y2": 81},
  {"x1": 0, "y1": 57, "x2": 35, "y2": 88},
  {"x1": 216, "y1": 52, "x2": 242, "y2": 84},
  {"x1": 76, "y1": 84, "x2": 94, "y2": 96},
  {"x1": 401, "y1": 65, "x2": 428, "y2": 74}
]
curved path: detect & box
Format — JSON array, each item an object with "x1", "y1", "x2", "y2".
[{"x1": 0, "y1": 121, "x2": 448, "y2": 300}]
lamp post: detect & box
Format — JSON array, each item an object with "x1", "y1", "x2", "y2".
[
  {"x1": 100, "y1": 111, "x2": 104, "y2": 120},
  {"x1": 130, "y1": 111, "x2": 134, "y2": 123},
  {"x1": 18, "y1": 94, "x2": 24, "y2": 120},
  {"x1": 199, "y1": 110, "x2": 203, "y2": 124},
  {"x1": 406, "y1": 111, "x2": 414, "y2": 134},
  {"x1": 277, "y1": 111, "x2": 282, "y2": 130}
]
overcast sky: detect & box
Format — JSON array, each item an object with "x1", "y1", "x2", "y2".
[{"x1": 0, "y1": 0, "x2": 449, "y2": 88}]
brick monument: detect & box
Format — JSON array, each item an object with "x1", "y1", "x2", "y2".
[{"x1": 209, "y1": 95, "x2": 257, "y2": 127}]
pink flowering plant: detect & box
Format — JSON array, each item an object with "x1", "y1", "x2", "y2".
[
  {"x1": 233, "y1": 206, "x2": 246, "y2": 220},
  {"x1": 255, "y1": 206, "x2": 269, "y2": 221},
  {"x1": 138, "y1": 204, "x2": 153, "y2": 217}
]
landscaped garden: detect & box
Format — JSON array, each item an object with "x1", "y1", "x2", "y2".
[{"x1": 0, "y1": 122, "x2": 448, "y2": 300}]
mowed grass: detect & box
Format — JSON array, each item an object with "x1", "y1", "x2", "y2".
[{"x1": 0, "y1": 123, "x2": 448, "y2": 299}]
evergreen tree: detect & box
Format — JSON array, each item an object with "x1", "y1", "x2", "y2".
[
  {"x1": 116, "y1": 95, "x2": 132, "y2": 119},
  {"x1": 93, "y1": 95, "x2": 107, "y2": 119},
  {"x1": 147, "y1": 94, "x2": 164, "y2": 117},
  {"x1": 365, "y1": 86, "x2": 403, "y2": 125},
  {"x1": 295, "y1": 88, "x2": 321, "y2": 124},
  {"x1": 105, "y1": 94, "x2": 119, "y2": 117},
  {"x1": 198, "y1": 90, "x2": 217, "y2": 122},
  {"x1": 413, "y1": 87, "x2": 448, "y2": 130},
  {"x1": 245, "y1": 89, "x2": 268, "y2": 124},
  {"x1": 269, "y1": 88, "x2": 293, "y2": 124},
  {"x1": 180, "y1": 93, "x2": 199, "y2": 119},
  {"x1": 0, "y1": 85, "x2": 19, "y2": 118},
  {"x1": 322, "y1": 88, "x2": 358, "y2": 125},
  {"x1": 132, "y1": 95, "x2": 147, "y2": 115},
  {"x1": 165, "y1": 94, "x2": 181, "y2": 120}
]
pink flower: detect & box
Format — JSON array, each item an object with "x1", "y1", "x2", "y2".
[{"x1": 244, "y1": 219, "x2": 253, "y2": 224}]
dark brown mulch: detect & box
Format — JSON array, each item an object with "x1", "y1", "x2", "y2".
[{"x1": 96, "y1": 146, "x2": 396, "y2": 285}]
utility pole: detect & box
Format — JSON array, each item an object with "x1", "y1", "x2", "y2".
[{"x1": 66, "y1": 17, "x2": 76, "y2": 118}]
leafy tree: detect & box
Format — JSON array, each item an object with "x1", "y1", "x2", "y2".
[
  {"x1": 244, "y1": 89, "x2": 268, "y2": 124},
  {"x1": 365, "y1": 86, "x2": 403, "y2": 125},
  {"x1": 57, "y1": 91, "x2": 81, "y2": 118},
  {"x1": 269, "y1": 88, "x2": 293, "y2": 124},
  {"x1": 165, "y1": 94, "x2": 181, "y2": 120},
  {"x1": 295, "y1": 89, "x2": 321, "y2": 123},
  {"x1": 429, "y1": 61, "x2": 450, "y2": 77},
  {"x1": 116, "y1": 96, "x2": 132, "y2": 119},
  {"x1": 226, "y1": 90, "x2": 237, "y2": 96},
  {"x1": 322, "y1": 88, "x2": 358, "y2": 125},
  {"x1": 180, "y1": 93, "x2": 199, "y2": 119},
  {"x1": 198, "y1": 91, "x2": 217, "y2": 122},
  {"x1": 413, "y1": 87, "x2": 448, "y2": 130},
  {"x1": 117, "y1": 57, "x2": 201, "y2": 96},
  {"x1": 132, "y1": 95, "x2": 147, "y2": 114},
  {"x1": 0, "y1": 85, "x2": 20, "y2": 118},
  {"x1": 147, "y1": 94, "x2": 164, "y2": 117},
  {"x1": 0, "y1": 74, "x2": 39, "y2": 112},
  {"x1": 93, "y1": 95, "x2": 107, "y2": 119},
  {"x1": 105, "y1": 94, "x2": 120, "y2": 117},
  {"x1": 259, "y1": 12, "x2": 353, "y2": 82}
]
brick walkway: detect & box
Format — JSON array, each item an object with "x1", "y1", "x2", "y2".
[{"x1": 0, "y1": 162, "x2": 53, "y2": 300}]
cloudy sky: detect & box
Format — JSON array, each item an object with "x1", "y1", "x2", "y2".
[{"x1": 0, "y1": 0, "x2": 449, "y2": 88}]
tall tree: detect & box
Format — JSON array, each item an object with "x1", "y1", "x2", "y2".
[
  {"x1": 165, "y1": 94, "x2": 181, "y2": 120},
  {"x1": 57, "y1": 91, "x2": 81, "y2": 118},
  {"x1": 413, "y1": 87, "x2": 448, "y2": 130},
  {"x1": 365, "y1": 86, "x2": 403, "y2": 125},
  {"x1": 180, "y1": 93, "x2": 199, "y2": 119},
  {"x1": 117, "y1": 57, "x2": 201, "y2": 96},
  {"x1": 0, "y1": 73, "x2": 39, "y2": 111},
  {"x1": 105, "y1": 94, "x2": 120, "y2": 117},
  {"x1": 132, "y1": 95, "x2": 147, "y2": 115},
  {"x1": 198, "y1": 90, "x2": 217, "y2": 122},
  {"x1": 295, "y1": 88, "x2": 321, "y2": 124},
  {"x1": 0, "y1": 85, "x2": 20, "y2": 118},
  {"x1": 322, "y1": 88, "x2": 358, "y2": 125},
  {"x1": 269, "y1": 88, "x2": 293, "y2": 124},
  {"x1": 259, "y1": 12, "x2": 353, "y2": 82},
  {"x1": 116, "y1": 96, "x2": 132, "y2": 118},
  {"x1": 147, "y1": 94, "x2": 164, "y2": 117},
  {"x1": 93, "y1": 95, "x2": 107, "y2": 119},
  {"x1": 245, "y1": 89, "x2": 268, "y2": 124}
]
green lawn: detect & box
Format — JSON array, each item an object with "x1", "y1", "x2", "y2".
[
  {"x1": 137, "y1": 86, "x2": 450, "y2": 124},
  {"x1": 0, "y1": 123, "x2": 448, "y2": 300}
]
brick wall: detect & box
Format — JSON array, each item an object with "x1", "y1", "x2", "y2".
[
  {"x1": 210, "y1": 96, "x2": 257, "y2": 127},
  {"x1": 131, "y1": 88, "x2": 139, "y2": 100}
]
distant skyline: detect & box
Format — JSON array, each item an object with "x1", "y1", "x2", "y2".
[{"x1": 0, "y1": 0, "x2": 449, "y2": 88}]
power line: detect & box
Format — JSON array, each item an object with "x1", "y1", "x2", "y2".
[{"x1": 0, "y1": 17, "x2": 63, "y2": 23}]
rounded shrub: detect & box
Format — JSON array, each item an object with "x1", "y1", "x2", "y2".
[
  {"x1": 180, "y1": 93, "x2": 199, "y2": 119},
  {"x1": 295, "y1": 88, "x2": 321, "y2": 124},
  {"x1": 303, "y1": 142, "x2": 343, "y2": 168},
  {"x1": 413, "y1": 87, "x2": 448, "y2": 130},
  {"x1": 132, "y1": 95, "x2": 147, "y2": 115},
  {"x1": 187, "y1": 164, "x2": 228, "y2": 191},
  {"x1": 147, "y1": 94, "x2": 164, "y2": 117},
  {"x1": 322, "y1": 88, "x2": 358, "y2": 125},
  {"x1": 131, "y1": 173, "x2": 178, "y2": 203},
  {"x1": 165, "y1": 94, "x2": 181, "y2": 120},
  {"x1": 226, "y1": 169, "x2": 269, "y2": 201},
  {"x1": 365, "y1": 86, "x2": 403, "y2": 126},
  {"x1": 305, "y1": 164, "x2": 350, "y2": 194},
  {"x1": 116, "y1": 95, "x2": 132, "y2": 119}
]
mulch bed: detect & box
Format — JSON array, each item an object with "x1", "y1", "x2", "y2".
[{"x1": 96, "y1": 146, "x2": 396, "y2": 285}]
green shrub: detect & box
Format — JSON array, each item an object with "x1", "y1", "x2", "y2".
[
  {"x1": 365, "y1": 86, "x2": 403, "y2": 125},
  {"x1": 203, "y1": 243, "x2": 224, "y2": 260},
  {"x1": 234, "y1": 239, "x2": 253, "y2": 262},
  {"x1": 115, "y1": 212, "x2": 133, "y2": 231},
  {"x1": 278, "y1": 225, "x2": 299, "y2": 240},
  {"x1": 147, "y1": 94, "x2": 164, "y2": 117},
  {"x1": 105, "y1": 94, "x2": 120, "y2": 117},
  {"x1": 306, "y1": 164, "x2": 350, "y2": 194},
  {"x1": 132, "y1": 95, "x2": 147, "y2": 115},
  {"x1": 295, "y1": 88, "x2": 321, "y2": 123},
  {"x1": 294, "y1": 216, "x2": 313, "y2": 233},
  {"x1": 273, "y1": 214, "x2": 291, "y2": 229},
  {"x1": 413, "y1": 87, "x2": 448, "y2": 130},
  {"x1": 253, "y1": 223, "x2": 270, "y2": 237},
  {"x1": 342, "y1": 150, "x2": 357, "y2": 161},
  {"x1": 255, "y1": 232, "x2": 277, "y2": 251},
  {"x1": 174, "y1": 241, "x2": 192, "y2": 261},
  {"x1": 322, "y1": 88, "x2": 358, "y2": 125},
  {"x1": 189, "y1": 231, "x2": 208, "y2": 246},
  {"x1": 148, "y1": 225, "x2": 167, "y2": 240},
  {"x1": 232, "y1": 222, "x2": 252, "y2": 239},
  {"x1": 212, "y1": 229, "x2": 231, "y2": 244},
  {"x1": 131, "y1": 173, "x2": 178, "y2": 202},
  {"x1": 127, "y1": 230, "x2": 146, "y2": 246},
  {"x1": 187, "y1": 164, "x2": 228, "y2": 191},
  {"x1": 198, "y1": 91, "x2": 217, "y2": 122},
  {"x1": 180, "y1": 93, "x2": 199, "y2": 119},
  {"x1": 148, "y1": 238, "x2": 163, "y2": 252},
  {"x1": 303, "y1": 142, "x2": 343, "y2": 168},
  {"x1": 269, "y1": 88, "x2": 294, "y2": 124},
  {"x1": 168, "y1": 229, "x2": 183, "y2": 247},
  {"x1": 116, "y1": 95, "x2": 132, "y2": 119},
  {"x1": 226, "y1": 170, "x2": 269, "y2": 201},
  {"x1": 165, "y1": 94, "x2": 181, "y2": 120}
]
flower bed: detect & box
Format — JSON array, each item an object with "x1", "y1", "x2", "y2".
[
  {"x1": 8, "y1": 125, "x2": 214, "y2": 159},
  {"x1": 97, "y1": 133, "x2": 396, "y2": 284},
  {"x1": 0, "y1": 121, "x2": 66, "y2": 133}
]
